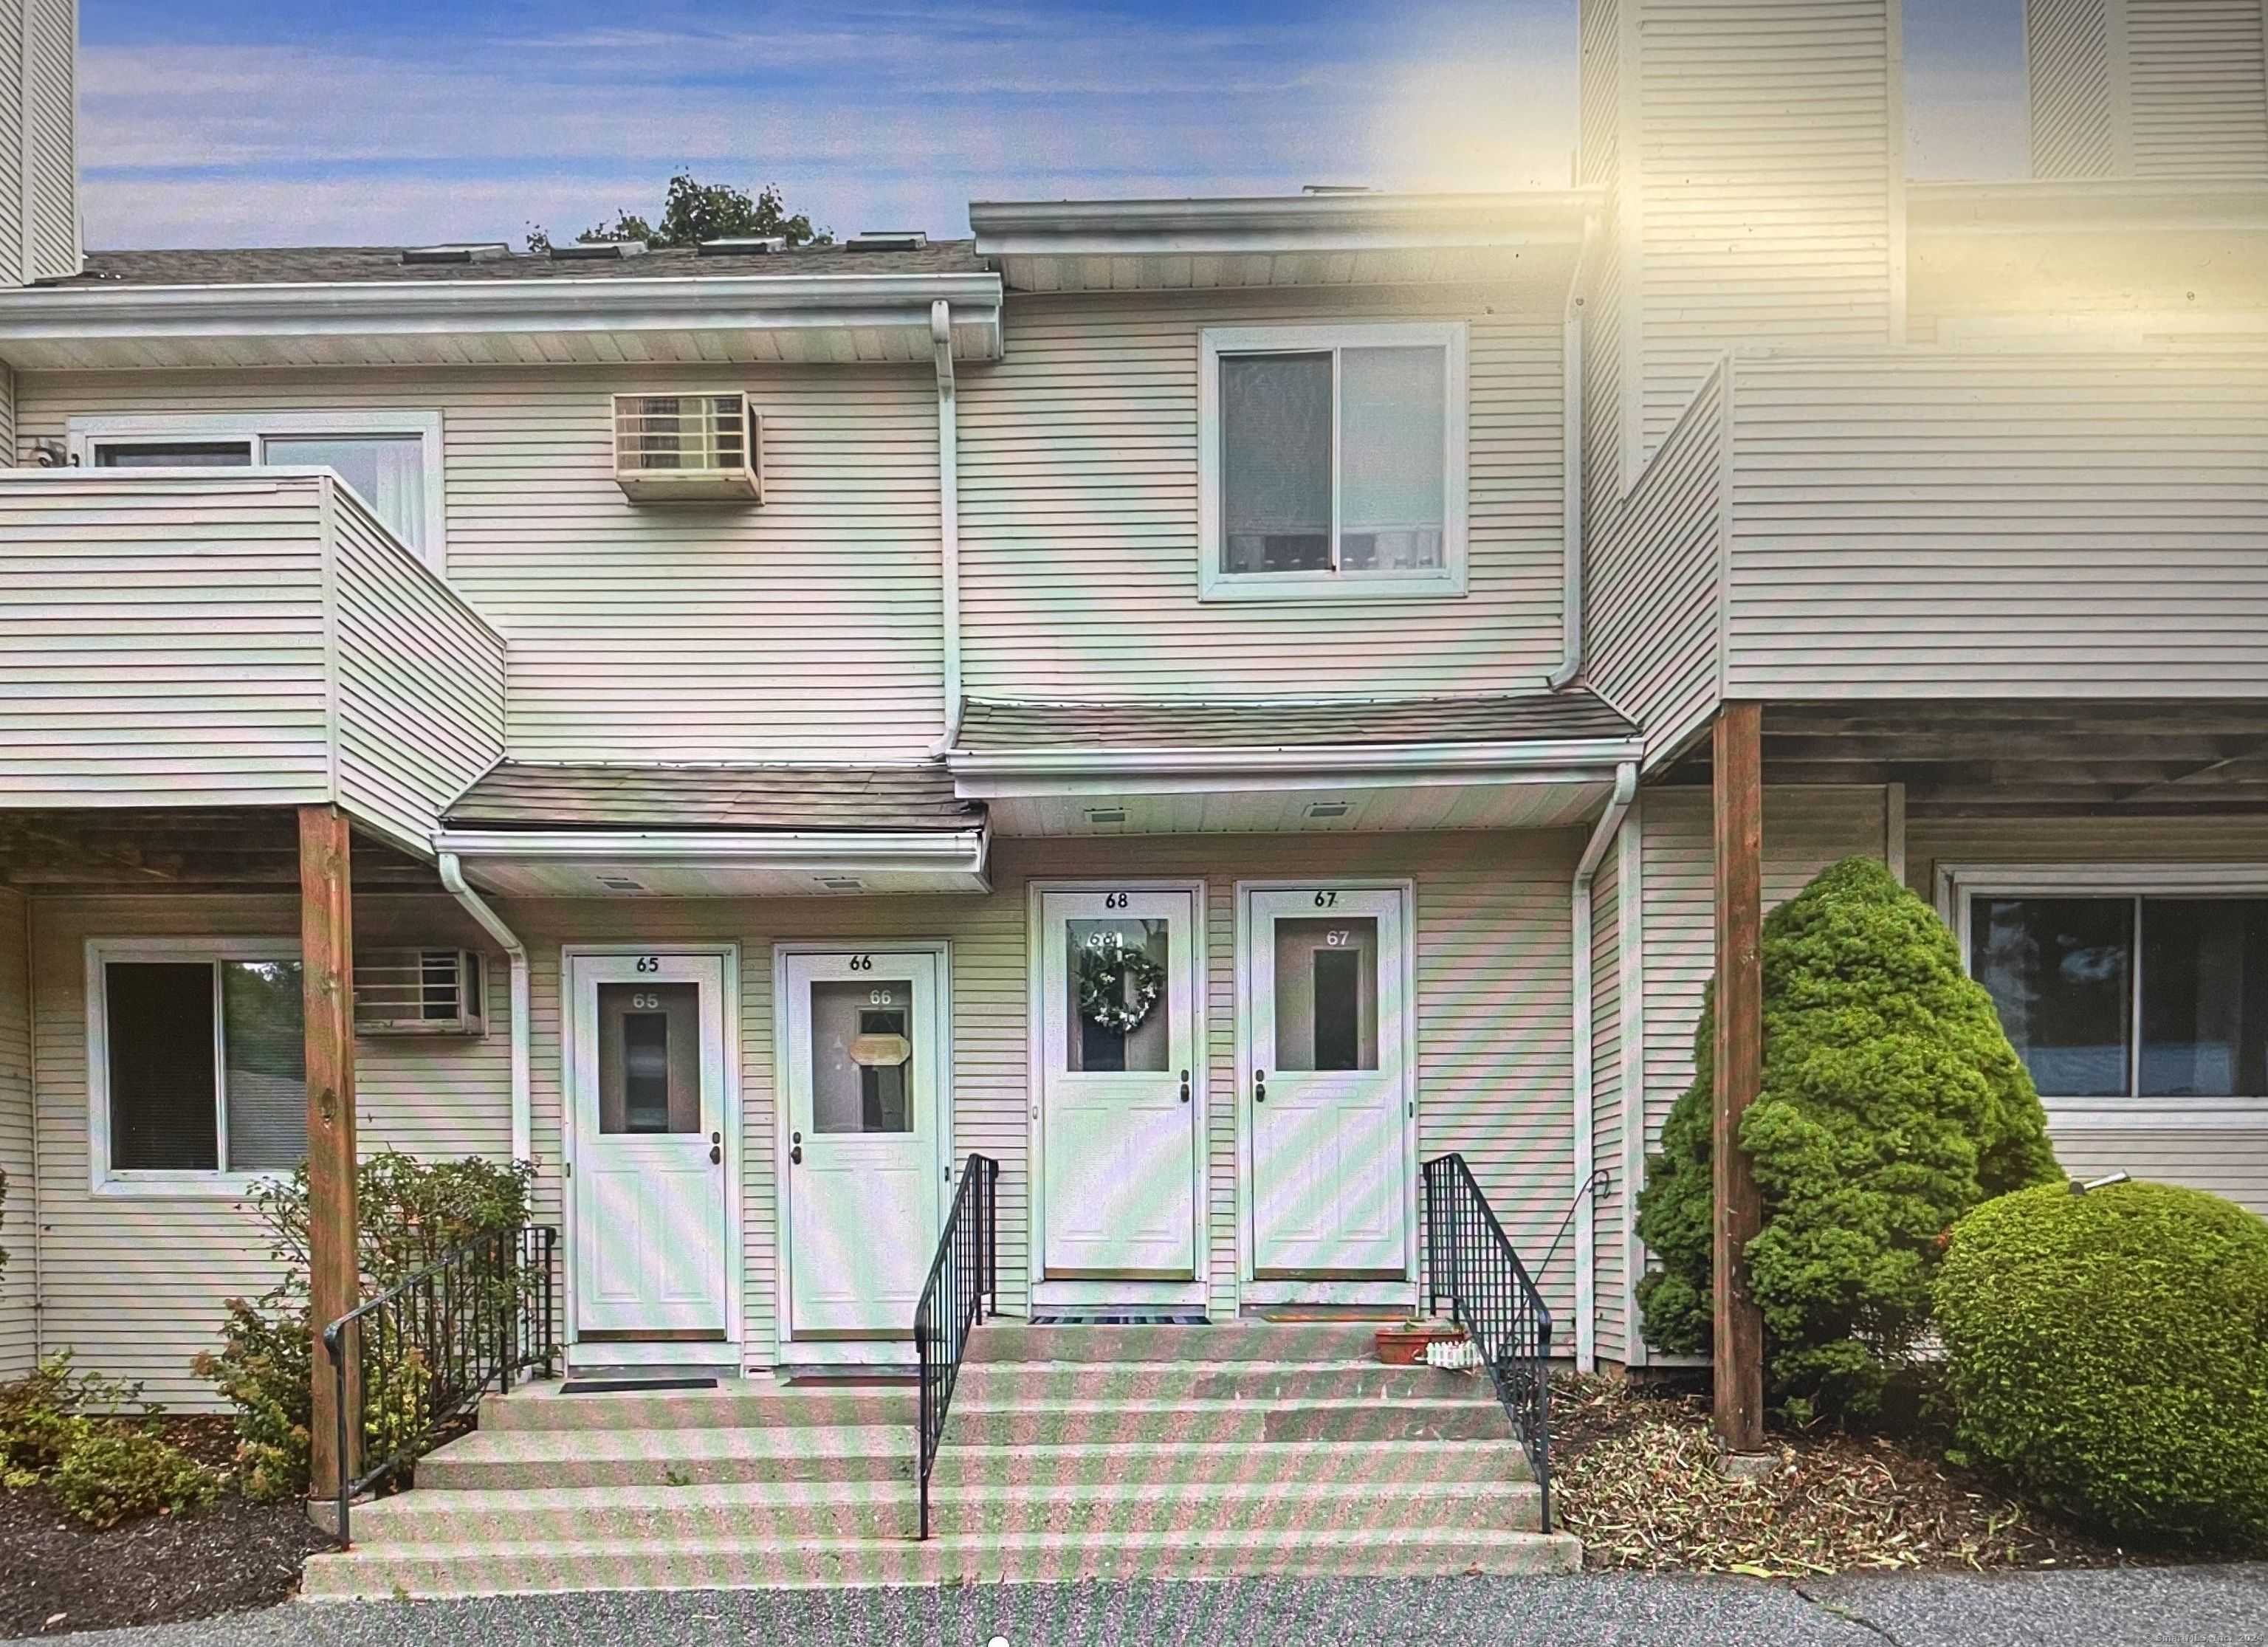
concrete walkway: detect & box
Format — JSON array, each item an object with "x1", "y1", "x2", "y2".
[{"x1": 13, "y1": 1567, "x2": 2268, "y2": 1647}]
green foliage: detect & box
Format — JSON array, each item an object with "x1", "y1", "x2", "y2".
[
  {"x1": 53, "y1": 1425, "x2": 220, "y2": 1529},
  {"x1": 1936, "y1": 1179, "x2": 2268, "y2": 1548},
  {"x1": 196, "y1": 1150, "x2": 532, "y2": 1499},
  {"x1": 1634, "y1": 856, "x2": 2060, "y2": 1417},
  {"x1": 529, "y1": 173, "x2": 825, "y2": 252},
  {"x1": 0, "y1": 1354, "x2": 214, "y2": 1527}
]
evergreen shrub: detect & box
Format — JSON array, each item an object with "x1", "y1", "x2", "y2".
[
  {"x1": 1936, "y1": 1179, "x2": 2268, "y2": 1548},
  {"x1": 1634, "y1": 856, "x2": 2060, "y2": 1416}
]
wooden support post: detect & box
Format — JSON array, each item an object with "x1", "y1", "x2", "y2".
[
  {"x1": 1711, "y1": 704, "x2": 1766, "y2": 1454},
  {"x1": 298, "y1": 805, "x2": 359, "y2": 1519}
]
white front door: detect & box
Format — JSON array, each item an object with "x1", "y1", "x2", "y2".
[
  {"x1": 780, "y1": 949, "x2": 946, "y2": 1339},
  {"x1": 568, "y1": 951, "x2": 732, "y2": 1341},
  {"x1": 1039, "y1": 889, "x2": 1201, "y2": 1279},
  {"x1": 1245, "y1": 886, "x2": 1414, "y2": 1278}
]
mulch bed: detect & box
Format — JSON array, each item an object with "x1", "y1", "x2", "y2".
[
  {"x1": 0, "y1": 1418, "x2": 336, "y2": 1638},
  {"x1": 1551, "y1": 1374, "x2": 2133, "y2": 1575}
]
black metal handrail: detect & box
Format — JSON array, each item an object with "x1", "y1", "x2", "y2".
[
  {"x1": 1423, "y1": 1152, "x2": 1556, "y2": 1529},
  {"x1": 913, "y1": 1153, "x2": 998, "y2": 1540},
  {"x1": 320, "y1": 1224, "x2": 557, "y2": 1545}
]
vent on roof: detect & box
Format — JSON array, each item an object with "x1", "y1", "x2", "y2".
[
  {"x1": 1300, "y1": 185, "x2": 1375, "y2": 195},
  {"x1": 355, "y1": 949, "x2": 484, "y2": 1035},
  {"x1": 402, "y1": 242, "x2": 511, "y2": 265},
  {"x1": 595, "y1": 874, "x2": 646, "y2": 893},
  {"x1": 550, "y1": 239, "x2": 647, "y2": 260},
  {"x1": 816, "y1": 876, "x2": 866, "y2": 892},
  {"x1": 1083, "y1": 806, "x2": 1128, "y2": 826},
  {"x1": 612, "y1": 392, "x2": 762, "y2": 503},
  {"x1": 844, "y1": 231, "x2": 926, "y2": 252},
  {"x1": 698, "y1": 236, "x2": 787, "y2": 256}
]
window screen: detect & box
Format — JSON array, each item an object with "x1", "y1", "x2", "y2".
[
  {"x1": 94, "y1": 441, "x2": 254, "y2": 468},
  {"x1": 106, "y1": 963, "x2": 221, "y2": 1171},
  {"x1": 261, "y1": 436, "x2": 427, "y2": 550}
]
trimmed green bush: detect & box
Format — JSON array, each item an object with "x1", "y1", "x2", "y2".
[
  {"x1": 195, "y1": 1150, "x2": 532, "y2": 1500},
  {"x1": 1936, "y1": 1179, "x2": 2268, "y2": 1548},
  {"x1": 53, "y1": 1424, "x2": 220, "y2": 1529},
  {"x1": 1635, "y1": 856, "x2": 2061, "y2": 1417}
]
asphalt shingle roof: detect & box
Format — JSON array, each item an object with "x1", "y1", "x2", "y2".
[
  {"x1": 954, "y1": 690, "x2": 1638, "y2": 752},
  {"x1": 59, "y1": 241, "x2": 984, "y2": 288},
  {"x1": 444, "y1": 763, "x2": 980, "y2": 833}
]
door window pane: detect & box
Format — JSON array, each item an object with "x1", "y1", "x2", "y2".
[
  {"x1": 597, "y1": 982, "x2": 701, "y2": 1134},
  {"x1": 1065, "y1": 919, "x2": 1171, "y2": 1073},
  {"x1": 2142, "y1": 899, "x2": 2268, "y2": 1098},
  {"x1": 1220, "y1": 353, "x2": 1331, "y2": 574},
  {"x1": 221, "y1": 960, "x2": 306, "y2": 1171},
  {"x1": 1273, "y1": 916, "x2": 1379, "y2": 1072},
  {"x1": 106, "y1": 963, "x2": 219, "y2": 1170},
  {"x1": 1972, "y1": 898, "x2": 2133, "y2": 1098},
  {"x1": 810, "y1": 979, "x2": 915, "y2": 1134},
  {"x1": 1339, "y1": 346, "x2": 1445, "y2": 571},
  {"x1": 262, "y1": 436, "x2": 427, "y2": 551}
]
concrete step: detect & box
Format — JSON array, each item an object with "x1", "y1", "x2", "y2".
[
  {"x1": 951, "y1": 1358, "x2": 1492, "y2": 1404},
  {"x1": 347, "y1": 1474, "x2": 1542, "y2": 1545},
  {"x1": 416, "y1": 1424, "x2": 914, "y2": 1491},
  {"x1": 481, "y1": 1380, "x2": 913, "y2": 1433},
  {"x1": 943, "y1": 1397, "x2": 1513, "y2": 1447},
  {"x1": 967, "y1": 1321, "x2": 1384, "y2": 1364},
  {"x1": 927, "y1": 1436, "x2": 1533, "y2": 1490},
  {"x1": 302, "y1": 1524, "x2": 1581, "y2": 1599}
]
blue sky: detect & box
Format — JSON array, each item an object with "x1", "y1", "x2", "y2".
[{"x1": 78, "y1": 0, "x2": 2031, "y2": 249}]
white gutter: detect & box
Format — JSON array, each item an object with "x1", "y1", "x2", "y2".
[
  {"x1": 948, "y1": 736, "x2": 1643, "y2": 785},
  {"x1": 969, "y1": 189, "x2": 1602, "y2": 258},
  {"x1": 1570, "y1": 760, "x2": 1638, "y2": 1372},
  {"x1": 1547, "y1": 211, "x2": 1602, "y2": 692},
  {"x1": 437, "y1": 852, "x2": 532, "y2": 1166},
  {"x1": 932, "y1": 299, "x2": 965, "y2": 749},
  {"x1": 0, "y1": 271, "x2": 1006, "y2": 352}
]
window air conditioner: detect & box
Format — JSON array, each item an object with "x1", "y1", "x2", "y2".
[
  {"x1": 354, "y1": 949, "x2": 485, "y2": 1036},
  {"x1": 612, "y1": 392, "x2": 763, "y2": 501}
]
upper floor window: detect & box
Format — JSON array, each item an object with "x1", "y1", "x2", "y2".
[
  {"x1": 1963, "y1": 885, "x2": 2268, "y2": 1117},
  {"x1": 87, "y1": 939, "x2": 306, "y2": 1197},
  {"x1": 69, "y1": 411, "x2": 446, "y2": 568},
  {"x1": 1198, "y1": 323, "x2": 1468, "y2": 602}
]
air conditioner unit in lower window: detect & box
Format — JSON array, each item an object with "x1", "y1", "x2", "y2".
[
  {"x1": 613, "y1": 391, "x2": 763, "y2": 501},
  {"x1": 354, "y1": 949, "x2": 485, "y2": 1036}
]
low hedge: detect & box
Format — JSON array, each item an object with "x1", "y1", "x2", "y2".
[{"x1": 1935, "y1": 1179, "x2": 2268, "y2": 1548}]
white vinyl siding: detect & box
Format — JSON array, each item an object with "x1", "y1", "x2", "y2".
[
  {"x1": 18, "y1": 366, "x2": 947, "y2": 765},
  {"x1": 0, "y1": 887, "x2": 30, "y2": 1379},
  {"x1": 2027, "y1": 0, "x2": 2268, "y2": 179},
  {"x1": 1, "y1": 1, "x2": 79, "y2": 286},
  {"x1": 1583, "y1": 364, "x2": 1723, "y2": 765},
  {"x1": 958, "y1": 289, "x2": 1569, "y2": 703},
  {"x1": 1587, "y1": 839, "x2": 1628, "y2": 1363},
  {"x1": 0, "y1": 469, "x2": 506, "y2": 853},
  {"x1": 1587, "y1": 0, "x2": 1900, "y2": 465}
]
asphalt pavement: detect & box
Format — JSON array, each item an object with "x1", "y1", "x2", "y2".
[{"x1": 13, "y1": 1567, "x2": 2268, "y2": 1647}]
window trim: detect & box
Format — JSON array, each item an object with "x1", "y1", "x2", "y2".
[
  {"x1": 1942, "y1": 863, "x2": 2268, "y2": 1131},
  {"x1": 1197, "y1": 322, "x2": 1468, "y2": 603},
  {"x1": 86, "y1": 937, "x2": 305, "y2": 1198},
  {"x1": 66, "y1": 410, "x2": 447, "y2": 571}
]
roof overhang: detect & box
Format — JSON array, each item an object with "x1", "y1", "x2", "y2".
[
  {"x1": 947, "y1": 736, "x2": 1643, "y2": 836},
  {"x1": 969, "y1": 190, "x2": 1601, "y2": 295},
  {"x1": 0, "y1": 271, "x2": 1006, "y2": 371},
  {"x1": 430, "y1": 826, "x2": 990, "y2": 897}
]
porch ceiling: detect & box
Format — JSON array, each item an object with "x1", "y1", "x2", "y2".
[
  {"x1": 0, "y1": 808, "x2": 438, "y2": 891},
  {"x1": 1657, "y1": 702, "x2": 2268, "y2": 816}
]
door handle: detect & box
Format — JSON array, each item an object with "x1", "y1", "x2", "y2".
[
  {"x1": 1179, "y1": 1069, "x2": 1190, "y2": 1104},
  {"x1": 709, "y1": 1130, "x2": 722, "y2": 1165},
  {"x1": 790, "y1": 1145, "x2": 803, "y2": 1165},
  {"x1": 1254, "y1": 1069, "x2": 1267, "y2": 1104}
]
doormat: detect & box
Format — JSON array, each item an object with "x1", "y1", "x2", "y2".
[
  {"x1": 559, "y1": 1377, "x2": 720, "y2": 1395},
  {"x1": 1028, "y1": 1313, "x2": 1209, "y2": 1326}
]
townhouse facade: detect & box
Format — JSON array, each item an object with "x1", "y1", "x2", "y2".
[{"x1": 0, "y1": 0, "x2": 2264, "y2": 1407}]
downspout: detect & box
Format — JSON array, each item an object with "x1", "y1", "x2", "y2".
[
  {"x1": 1570, "y1": 760, "x2": 1638, "y2": 1371},
  {"x1": 437, "y1": 853, "x2": 532, "y2": 1164},
  {"x1": 1547, "y1": 212, "x2": 1601, "y2": 692},
  {"x1": 932, "y1": 299, "x2": 964, "y2": 749}
]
